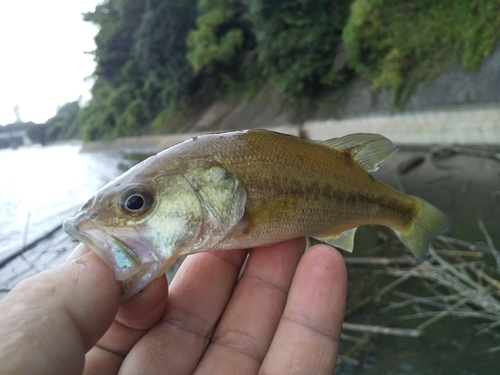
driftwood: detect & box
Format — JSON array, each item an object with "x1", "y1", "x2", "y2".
[
  {"x1": 343, "y1": 257, "x2": 417, "y2": 266},
  {"x1": 379, "y1": 243, "x2": 500, "y2": 346},
  {"x1": 397, "y1": 155, "x2": 425, "y2": 174},
  {"x1": 340, "y1": 223, "x2": 500, "y2": 367},
  {"x1": 336, "y1": 354, "x2": 360, "y2": 367},
  {"x1": 437, "y1": 235, "x2": 500, "y2": 256},
  {"x1": 342, "y1": 322, "x2": 422, "y2": 338},
  {"x1": 431, "y1": 145, "x2": 500, "y2": 161}
]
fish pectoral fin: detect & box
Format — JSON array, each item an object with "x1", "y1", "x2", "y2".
[
  {"x1": 185, "y1": 165, "x2": 247, "y2": 237},
  {"x1": 319, "y1": 133, "x2": 398, "y2": 172},
  {"x1": 314, "y1": 227, "x2": 358, "y2": 252}
]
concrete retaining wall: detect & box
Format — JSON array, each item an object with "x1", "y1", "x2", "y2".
[{"x1": 81, "y1": 106, "x2": 499, "y2": 153}]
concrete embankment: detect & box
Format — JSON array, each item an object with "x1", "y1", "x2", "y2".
[
  {"x1": 305, "y1": 105, "x2": 500, "y2": 145},
  {"x1": 81, "y1": 106, "x2": 500, "y2": 153}
]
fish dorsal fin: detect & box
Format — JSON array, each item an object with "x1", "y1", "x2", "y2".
[
  {"x1": 313, "y1": 228, "x2": 357, "y2": 252},
  {"x1": 320, "y1": 133, "x2": 398, "y2": 172}
]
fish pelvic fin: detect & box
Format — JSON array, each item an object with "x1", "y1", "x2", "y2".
[
  {"x1": 395, "y1": 196, "x2": 452, "y2": 261},
  {"x1": 320, "y1": 133, "x2": 398, "y2": 172},
  {"x1": 314, "y1": 227, "x2": 357, "y2": 252}
]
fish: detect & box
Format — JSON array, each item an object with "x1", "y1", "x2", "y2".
[{"x1": 63, "y1": 129, "x2": 451, "y2": 298}]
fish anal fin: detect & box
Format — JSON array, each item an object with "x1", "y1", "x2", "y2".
[
  {"x1": 320, "y1": 133, "x2": 398, "y2": 172},
  {"x1": 314, "y1": 227, "x2": 358, "y2": 252}
]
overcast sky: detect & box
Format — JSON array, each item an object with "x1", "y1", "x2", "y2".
[{"x1": 0, "y1": 0, "x2": 100, "y2": 125}]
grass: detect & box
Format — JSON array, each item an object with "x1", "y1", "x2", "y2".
[{"x1": 342, "y1": 0, "x2": 500, "y2": 107}]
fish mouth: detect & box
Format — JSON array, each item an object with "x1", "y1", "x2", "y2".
[
  {"x1": 63, "y1": 213, "x2": 161, "y2": 298},
  {"x1": 63, "y1": 214, "x2": 115, "y2": 268}
]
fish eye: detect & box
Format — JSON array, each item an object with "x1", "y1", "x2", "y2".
[
  {"x1": 126, "y1": 195, "x2": 144, "y2": 210},
  {"x1": 119, "y1": 188, "x2": 154, "y2": 216}
]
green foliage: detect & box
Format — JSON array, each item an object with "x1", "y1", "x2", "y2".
[
  {"x1": 43, "y1": 101, "x2": 81, "y2": 141},
  {"x1": 461, "y1": 1, "x2": 500, "y2": 69},
  {"x1": 118, "y1": 99, "x2": 148, "y2": 135},
  {"x1": 343, "y1": 0, "x2": 500, "y2": 106},
  {"x1": 186, "y1": 0, "x2": 245, "y2": 74},
  {"x1": 79, "y1": 79, "x2": 117, "y2": 140},
  {"x1": 84, "y1": 0, "x2": 145, "y2": 82},
  {"x1": 152, "y1": 104, "x2": 188, "y2": 133},
  {"x1": 133, "y1": 0, "x2": 197, "y2": 106},
  {"x1": 79, "y1": 0, "x2": 500, "y2": 140},
  {"x1": 80, "y1": 0, "x2": 198, "y2": 140},
  {"x1": 247, "y1": 0, "x2": 352, "y2": 99}
]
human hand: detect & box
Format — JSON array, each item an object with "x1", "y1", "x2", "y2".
[{"x1": 0, "y1": 237, "x2": 347, "y2": 375}]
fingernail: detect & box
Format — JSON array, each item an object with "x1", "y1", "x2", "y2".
[{"x1": 66, "y1": 243, "x2": 90, "y2": 261}]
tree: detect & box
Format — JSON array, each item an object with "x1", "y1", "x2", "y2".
[
  {"x1": 247, "y1": 0, "x2": 351, "y2": 99},
  {"x1": 186, "y1": 0, "x2": 247, "y2": 75},
  {"x1": 44, "y1": 101, "x2": 81, "y2": 141},
  {"x1": 133, "y1": 0, "x2": 197, "y2": 109},
  {"x1": 80, "y1": 0, "x2": 198, "y2": 140},
  {"x1": 342, "y1": 0, "x2": 500, "y2": 106},
  {"x1": 84, "y1": 0, "x2": 146, "y2": 82}
]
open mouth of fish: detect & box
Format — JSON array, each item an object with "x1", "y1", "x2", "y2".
[{"x1": 63, "y1": 214, "x2": 161, "y2": 298}]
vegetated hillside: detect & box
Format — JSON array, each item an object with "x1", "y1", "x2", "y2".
[{"x1": 50, "y1": 0, "x2": 500, "y2": 141}]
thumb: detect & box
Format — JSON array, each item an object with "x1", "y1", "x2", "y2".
[{"x1": 0, "y1": 244, "x2": 121, "y2": 375}]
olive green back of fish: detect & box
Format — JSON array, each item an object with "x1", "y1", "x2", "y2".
[{"x1": 167, "y1": 130, "x2": 451, "y2": 259}]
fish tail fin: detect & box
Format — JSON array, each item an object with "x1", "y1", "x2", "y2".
[{"x1": 395, "y1": 196, "x2": 451, "y2": 261}]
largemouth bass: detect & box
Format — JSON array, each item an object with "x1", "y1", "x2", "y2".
[{"x1": 64, "y1": 130, "x2": 451, "y2": 298}]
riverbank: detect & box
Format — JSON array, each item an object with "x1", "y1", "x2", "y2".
[{"x1": 81, "y1": 105, "x2": 500, "y2": 153}]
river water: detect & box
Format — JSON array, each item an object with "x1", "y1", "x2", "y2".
[{"x1": 0, "y1": 143, "x2": 124, "y2": 256}]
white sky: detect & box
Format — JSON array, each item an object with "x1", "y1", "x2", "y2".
[{"x1": 0, "y1": 0, "x2": 101, "y2": 125}]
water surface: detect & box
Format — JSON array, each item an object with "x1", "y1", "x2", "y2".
[{"x1": 0, "y1": 143, "x2": 123, "y2": 255}]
